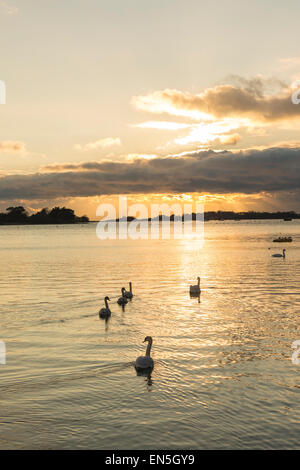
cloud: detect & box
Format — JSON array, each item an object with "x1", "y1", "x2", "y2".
[
  {"x1": 0, "y1": 146, "x2": 299, "y2": 201},
  {"x1": 278, "y1": 57, "x2": 300, "y2": 70},
  {"x1": 75, "y1": 137, "x2": 121, "y2": 151},
  {"x1": 173, "y1": 131, "x2": 241, "y2": 147},
  {"x1": 132, "y1": 77, "x2": 300, "y2": 124},
  {"x1": 0, "y1": 141, "x2": 46, "y2": 167},
  {"x1": 0, "y1": 141, "x2": 27, "y2": 153},
  {"x1": 219, "y1": 134, "x2": 241, "y2": 145},
  {"x1": 173, "y1": 121, "x2": 242, "y2": 147},
  {"x1": 134, "y1": 117, "x2": 244, "y2": 149},
  {"x1": 0, "y1": 1, "x2": 18, "y2": 15},
  {"x1": 134, "y1": 121, "x2": 191, "y2": 131},
  {"x1": 132, "y1": 90, "x2": 209, "y2": 120}
]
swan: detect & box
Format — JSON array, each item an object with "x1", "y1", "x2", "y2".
[
  {"x1": 117, "y1": 287, "x2": 128, "y2": 305},
  {"x1": 124, "y1": 282, "x2": 133, "y2": 299},
  {"x1": 99, "y1": 296, "x2": 111, "y2": 318},
  {"x1": 190, "y1": 277, "x2": 201, "y2": 295},
  {"x1": 272, "y1": 249, "x2": 286, "y2": 258},
  {"x1": 135, "y1": 336, "x2": 154, "y2": 371}
]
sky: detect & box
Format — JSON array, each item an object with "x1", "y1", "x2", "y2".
[{"x1": 0, "y1": 0, "x2": 300, "y2": 217}]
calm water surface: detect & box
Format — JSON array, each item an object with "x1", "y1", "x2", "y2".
[{"x1": 0, "y1": 221, "x2": 299, "y2": 449}]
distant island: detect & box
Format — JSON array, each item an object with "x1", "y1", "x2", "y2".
[
  {"x1": 0, "y1": 206, "x2": 89, "y2": 225},
  {"x1": 113, "y1": 211, "x2": 299, "y2": 222}
]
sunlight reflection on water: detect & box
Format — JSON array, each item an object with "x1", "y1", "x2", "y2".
[{"x1": 0, "y1": 221, "x2": 299, "y2": 449}]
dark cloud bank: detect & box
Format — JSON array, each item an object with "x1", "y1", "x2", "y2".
[{"x1": 0, "y1": 146, "x2": 299, "y2": 201}]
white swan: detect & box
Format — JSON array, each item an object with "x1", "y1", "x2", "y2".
[
  {"x1": 190, "y1": 277, "x2": 201, "y2": 295},
  {"x1": 117, "y1": 287, "x2": 128, "y2": 305},
  {"x1": 272, "y1": 249, "x2": 286, "y2": 258},
  {"x1": 135, "y1": 336, "x2": 154, "y2": 371},
  {"x1": 99, "y1": 296, "x2": 111, "y2": 318},
  {"x1": 124, "y1": 282, "x2": 133, "y2": 299}
]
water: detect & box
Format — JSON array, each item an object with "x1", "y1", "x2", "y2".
[{"x1": 0, "y1": 221, "x2": 299, "y2": 449}]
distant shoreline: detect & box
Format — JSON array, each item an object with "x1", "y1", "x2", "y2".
[
  {"x1": 1, "y1": 219, "x2": 298, "y2": 226},
  {"x1": 1, "y1": 209, "x2": 299, "y2": 226},
  {"x1": 100, "y1": 211, "x2": 300, "y2": 223}
]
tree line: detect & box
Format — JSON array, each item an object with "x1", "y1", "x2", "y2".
[{"x1": 0, "y1": 206, "x2": 89, "y2": 225}]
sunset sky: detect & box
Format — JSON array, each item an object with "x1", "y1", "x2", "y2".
[{"x1": 0, "y1": 0, "x2": 300, "y2": 217}]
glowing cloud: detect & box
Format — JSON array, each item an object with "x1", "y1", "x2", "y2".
[
  {"x1": 132, "y1": 90, "x2": 211, "y2": 121},
  {"x1": 0, "y1": 141, "x2": 27, "y2": 153},
  {"x1": 134, "y1": 121, "x2": 191, "y2": 131},
  {"x1": 132, "y1": 79, "x2": 300, "y2": 124},
  {"x1": 75, "y1": 137, "x2": 121, "y2": 152}
]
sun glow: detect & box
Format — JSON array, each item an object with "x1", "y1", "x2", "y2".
[
  {"x1": 173, "y1": 119, "x2": 245, "y2": 146},
  {"x1": 132, "y1": 92, "x2": 211, "y2": 121},
  {"x1": 134, "y1": 121, "x2": 191, "y2": 131}
]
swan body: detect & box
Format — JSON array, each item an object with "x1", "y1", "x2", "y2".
[
  {"x1": 135, "y1": 336, "x2": 154, "y2": 371},
  {"x1": 272, "y1": 249, "x2": 286, "y2": 258},
  {"x1": 190, "y1": 277, "x2": 201, "y2": 295},
  {"x1": 124, "y1": 282, "x2": 133, "y2": 299},
  {"x1": 99, "y1": 296, "x2": 111, "y2": 318},
  {"x1": 117, "y1": 287, "x2": 128, "y2": 305}
]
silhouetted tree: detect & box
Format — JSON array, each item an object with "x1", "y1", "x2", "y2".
[{"x1": 0, "y1": 206, "x2": 89, "y2": 225}]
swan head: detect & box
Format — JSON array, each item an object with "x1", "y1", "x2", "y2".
[
  {"x1": 121, "y1": 287, "x2": 126, "y2": 295},
  {"x1": 104, "y1": 296, "x2": 110, "y2": 301},
  {"x1": 143, "y1": 336, "x2": 152, "y2": 343}
]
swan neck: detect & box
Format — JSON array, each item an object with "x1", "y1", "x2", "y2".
[
  {"x1": 129, "y1": 282, "x2": 132, "y2": 293},
  {"x1": 146, "y1": 339, "x2": 152, "y2": 357},
  {"x1": 198, "y1": 278, "x2": 200, "y2": 286},
  {"x1": 105, "y1": 298, "x2": 108, "y2": 308}
]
